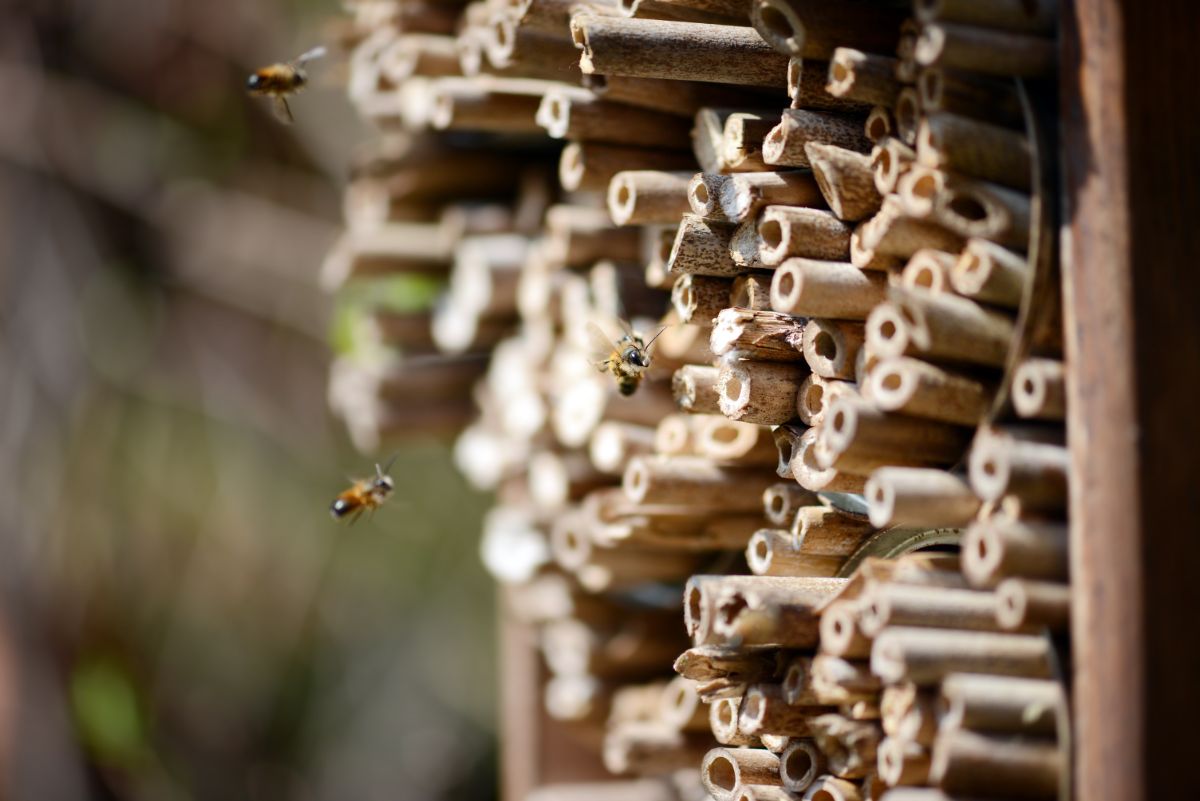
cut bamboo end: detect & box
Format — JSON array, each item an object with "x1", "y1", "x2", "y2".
[
  {"x1": 690, "y1": 172, "x2": 730, "y2": 220},
  {"x1": 590, "y1": 421, "x2": 656, "y2": 474},
  {"x1": 967, "y1": 426, "x2": 1069, "y2": 512},
  {"x1": 877, "y1": 737, "x2": 931, "y2": 786},
  {"x1": 961, "y1": 518, "x2": 1069, "y2": 587},
  {"x1": 866, "y1": 286, "x2": 1015, "y2": 368},
  {"x1": 819, "y1": 599, "x2": 872, "y2": 659},
  {"x1": 864, "y1": 105, "x2": 893, "y2": 143},
  {"x1": 1011, "y1": 358, "x2": 1066, "y2": 421},
  {"x1": 740, "y1": 683, "x2": 818, "y2": 737},
  {"x1": 764, "y1": 482, "x2": 821, "y2": 526},
  {"x1": 951, "y1": 237, "x2": 1028, "y2": 308},
  {"x1": 770, "y1": 258, "x2": 888, "y2": 319},
  {"x1": 870, "y1": 626, "x2": 1055, "y2": 685},
  {"x1": 697, "y1": 417, "x2": 780, "y2": 465},
  {"x1": 917, "y1": 111, "x2": 1032, "y2": 191},
  {"x1": 864, "y1": 356, "x2": 992, "y2": 427},
  {"x1": 624, "y1": 454, "x2": 779, "y2": 510},
  {"x1": 668, "y1": 214, "x2": 740, "y2": 277},
  {"x1": 826, "y1": 48, "x2": 900, "y2": 107},
  {"x1": 791, "y1": 426, "x2": 868, "y2": 494},
  {"x1": 660, "y1": 676, "x2": 709, "y2": 731},
  {"x1": 995, "y1": 578, "x2": 1071, "y2": 631},
  {"x1": 711, "y1": 308, "x2": 807, "y2": 362},
  {"x1": 793, "y1": 505, "x2": 874, "y2": 557},
  {"x1": 608, "y1": 170, "x2": 696, "y2": 226},
  {"x1": 802, "y1": 319, "x2": 864, "y2": 380},
  {"x1": 797, "y1": 374, "x2": 856, "y2": 427},
  {"x1": 702, "y1": 748, "x2": 782, "y2": 800},
  {"x1": 822, "y1": 398, "x2": 972, "y2": 472},
  {"x1": 559, "y1": 141, "x2": 697, "y2": 192},
  {"x1": 747, "y1": 528, "x2": 843, "y2": 578},
  {"x1": 712, "y1": 576, "x2": 847, "y2": 647},
  {"x1": 780, "y1": 739, "x2": 825, "y2": 792},
  {"x1": 762, "y1": 110, "x2": 872, "y2": 169},
  {"x1": 672, "y1": 364, "x2": 723, "y2": 414},
  {"x1": 536, "y1": 90, "x2": 693, "y2": 147},
  {"x1": 894, "y1": 86, "x2": 921, "y2": 146},
  {"x1": 865, "y1": 467, "x2": 979, "y2": 528},
  {"x1": 915, "y1": 21, "x2": 1057, "y2": 78},
  {"x1": 759, "y1": 206, "x2": 854, "y2": 265},
  {"x1": 674, "y1": 274, "x2": 733, "y2": 326},
  {"x1": 720, "y1": 171, "x2": 825, "y2": 223},
  {"x1": 655, "y1": 413, "x2": 700, "y2": 456},
  {"x1": 872, "y1": 137, "x2": 916, "y2": 196},
  {"x1": 718, "y1": 359, "x2": 808, "y2": 425},
  {"x1": 858, "y1": 583, "x2": 1003, "y2": 637},
  {"x1": 939, "y1": 673, "x2": 1064, "y2": 736},
  {"x1": 803, "y1": 775, "x2": 863, "y2": 801},
  {"x1": 731, "y1": 273, "x2": 774, "y2": 310},
  {"x1": 809, "y1": 713, "x2": 881, "y2": 780},
  {"x1": 805, "y1": 142, "x2": 882, "y2": 222},
  {"x1": 711, "y1": 697, "x2": 760, "y2": 747},
  {"x1": 900, "y1": 249, "x2": 956, "y2": 294}
]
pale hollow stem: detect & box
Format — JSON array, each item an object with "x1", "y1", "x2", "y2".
[
  {"x1": 950, "y1": 236, "x2": 1028, "y2": 307},
  {"x1": 740, "y1": 682, "x2": 821, "y2": 737},
  {"x1": 864, "y1": 466, "x2": 979, "y2": 528},
  {"x1": 870, "y1": 627, "x2": 1055, "y2": 685},
  {"x1": 718, "y1": 358, "x2": 808, "y2": 425},
  {"x1": 915, "y1": 21, "x2": 1057, "y2": 78},
  {"x1": 860, "y1": 198, "x2": 966, "y2": 260},
  {"x1": 696, "y1": 417, "x2": 781, "y2": 466},
  {"x1": 929, "y1": 726, "x2": 1062, "y2": 798},
  {"x1": 917, "y1": 111, "x2": 1032, "y2": 191},
  {"x1": 780, "y1": 738, "x2": 826, "y2": 792},
  {"x1": 693, "y1": 108, "x2": 780, "y2": 173},
  {"x1": 688, "y1": 172, "x2": 730, "y2": 220},
  {"x1": 805, "y1": 143, "x2": 882, "y2": 222},
  {"x1": 588, "y1": 421, "x2": 657, "y2": 474},
  {"x1": 719, "y1": 170, "x2": 825, "y2": 223},
  {"x1": 702, "y1": 747, "x2": 782, "y2": 800},
  {"x1": 485, "y1": 18, "x2": 583, "y2": 82},
  {"x1": 660, "y1": 675, "x2": 710, "y2": 731},
  {"x1": 792, "y1": 505, "x2": 875, "y2": 557},
  {"x1": 788, "y1": 57, "x2": 872, "y2": 112},
  {"x1": 1010, "y1": 357, "x2": 1066, "y2": 420},
  {"x1": 762, "y1": 109, "x2": 872, "y2": 169},
  {"x1": 881, "y1": 683, "x2": 939, "y2": 746},
  {"x1": 877, "y1": 737, "x2": 931, "y2": 786},
  {"x1": 938, "y1": 672, "x2": 1064, "y2": 736},
  {"x1": 710, "y1": 697, "x2": 760, "y2": 746},
  {"x1": 809, "y1": 712, "x2": 881, "y2": 779},
  {"x1": 769, "y1": 258, "x2": 887, "y2": 319},
  {"x1": 673, "y1": 273, "x2": 733, "y2": 325},
  {"x1": 826, "y1": 48, "x2": 901, "y2": 107},
  {"x1": 916, "y1": 65, "x2": 1024, "y2": 129},
  {"x1": 796, "y1": 374, "x2": 857, "y2": 427},
  {"x1": 763, "y1": 482, "x2": 820, "y2": 526},
  {"x1": 864, "y1": 105, "x2": 894, "y2": 143},
  {"x1": 893, "y1": 86, "x2": 921, "y2": 146},
  {"x1": 967, "y1": 425, "x2": 1069, "y2": 512},
  {"x1": 961, "y1": 518, "x2": 1068, "y2": 587},
  {"x1": 818, "y1": 599, "x2": 873, "y2": 658},
  {"x1": 428, "y1": 76, "x2": 557, "y2": 133},
  {"x1": 810, "y1": 653, "x2": 881, "y2": 704},
  {"x1": 750, "y1": 0, "x2": 906, "y2": 59},
  {"x1": 995, "y1": 578, "x2": 1071, "y2": 631},
  {"x1": 607, "y1": 169, "x2": 694, "y2": 225},
  {"x1": 712, "y1": 575, "x2": 847, "y2": 647},
  {"x1": 802, "y1": 319, "x2": 864, "y2": 380},
  {"x1": 866, "y1": 285, "x2": 1015, "y2": 367},
  {"x1": 623, "y1": 454, "x2": 778, "y2": 509},
  {"x1": 790, "y1": 426, "x2": 867, "y2": 494},
  {"x1": 535, "y1": 90, "x2": 694, "y2": 147},
  {"x1": 671, "y1": 364, "x2": 723, "y2": 414},
  {"x1": 871, "y1": 137, "x2": 916, "y2": 195},
  {"x1": 759, "y1": 206, "x2": 854, "y2": 265},
  {"x1": 603, "y1": 722, "x2": 714, "y2": 775},
  {"x1": 559, "y1": 141, "x2": 697, "y2": 192},
  {"x1": 820, "y1": 397, "x2": 972, "y2": 473},
  {"x1": 899, "y1": 249, "x2": 956, "y2": 294},
  {"x1": 747, "y1": 528, "x2": 843, "y2": 577},
  {"x1": 863, "y1": 355, "x2": 994, "y2": 427},
  {"x1": 857, "y1": 583, "x2": 1005, "y2": 638},
  {"x1": 667, "y1": 214, "x2": 741, "y2": 277}
]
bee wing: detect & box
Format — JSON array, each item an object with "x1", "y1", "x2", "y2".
[
  {"x1": 587, "y1": 321, "x2": 620, "y2": 369},
  {"x1": 272, "y1": 96, "x2": 294, "y2": 124},
  {"x1": 294, "y1": 45, "x2": 328, "y2": 66}
]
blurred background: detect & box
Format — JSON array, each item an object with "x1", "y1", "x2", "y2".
[{"x1": 0, "y1": 2, "x2": 498, "y2": 800}]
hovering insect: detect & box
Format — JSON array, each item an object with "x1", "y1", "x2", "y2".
[
  {"x1": 246, "y1": 45, "x2": 327, "y2": 124},
  {"x1": 589, "y1": 320, "x2": 665, "y2": 397},
  {"x1": 330, "y1": 456, "x2": 396, "y2": 523}
]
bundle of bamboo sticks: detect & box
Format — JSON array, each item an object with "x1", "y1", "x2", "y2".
[{"x1": 324, "y1": 1, "x2": 1068, "y2": 799}]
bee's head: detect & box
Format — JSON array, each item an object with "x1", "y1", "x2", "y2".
[
  {"x1": 624, "y1": 347, "x2": 648, "y2": 368},
  {"x1": 330, "y1": 498, "x2": 352, "y2": 519},
  {"x1": 373, "y1": 474, "x2": 395, "y2": 496},
  {"x1": 246, "y1": 73, "x2": 264, "y2": 92}
]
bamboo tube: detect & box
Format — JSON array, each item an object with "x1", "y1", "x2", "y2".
[
  {"x1": 893, "y1": 87, "x2": 921, "y2": 146},
  {"x1": 697, "y1": 417, "x2": 780, "y2": 465},
  {"x1": 762, "y1": 110, "x2": 873, "y2": 169},
  {"x1": 818, "y1": 600, "x2": 873, "y2": 659},
  {"x1": 929, "y1": 726, "x2": 1061, "y2": 798},
  {"x1": 773, "y1": 423, "x2": 805, "y2": 479},
  {"x1": 914, "y1": 0, "x2": 1058, "y2": 34},
  {"x1": 590, "y1": 421, "x2": 657, "y2": 474},
  {"x1": 748, "y1": 529, "x2": 844, "y2": 577},
  {"x1": 995, "y1": 578, "x2": 1070, "y2": 631},
  {"x1": 624, "y1": 454, "x2": 777, "y2": 509},
  {"x1": 1011, "y1": 358, "x2": 1066, "y2": 421},
  {"x1": 820, "y1": 398, "x2": 971, "y2": 473},
  {"x1": 764, "y1": 483, "x2": 821, "y2": 526},
  {"x1": 939, "y1": 673, "x2": 1063, "y2": 736},
  {"x1": 793, "y1": 506, "x2": 874, "y2": 557},
  {"x1": 514, "y1": 0, "x2": 616, "y2": 34},
  {"x1": 672, "y1": 364, "x2": 723, "y2": 414},
  {"x1": 877, "y1": 737, "x2": 930, "y2": 786},
  {"x1": 915, "y1": 22, "x2": 1056, "y2": 78},
  {"x1": 703, "y1": 748, "x2": 783, "y2": 799},
  {"x1": 863, "y1": 106, "x2": 893, "y2": 143},
  {"x1": 720, "y1": 171, "x2": 825, "y2": 223},
  {"x1": 967, "y1": 427, "x2": 1069, "y2": 512},
  {"x1": 690, "y1": 172, "x2": 731, "y2": 220},
  {"x1": 675, "y1": 645, "x2": 786, "y2": 682},
  {"x1": 741, "y1": 683, "x2": 823, "y2": 738},
  {"x1": 730, "y1": 221, "x2": 766, "y2": 270},
  {"x1": 961, "y1": 518, "x2": 1068, "y2": 587},
  {"x1": 759, "y1": 207, "x2": 854, "y2": 265},
  {"x1": 809, "y1": 714, "x2": 880, "y2": 780},
  {"x1": 805, "y1": 143, "x2": 882, "y2": 222},
  {"x1": 486, "y1": 18, "x2": 583, "y2": 82},
  {"x1": 782, "y1": 657, "x2": 821, "y2": 706},
  {"x1": 803, "y1": 775, "x2": 862, "y2": 801},
  {"x1": 559, "y1": 141, "x2": 697, "y2": 192},
  {"x1": 802, "y1": 319, "x2": 863, "y2": 381},
  {"x1": 858, "y1": 584, "x2": 1003, "y2": 637},
  {"x1": 811, "y1": 654, "x2": 880, "y2": 704},
  {"x1": 621, "y1": 0, "x2": 753, "y2": 26},
  {"x1": 695, "y1": 108, "x2": 770, "y2": 174},
  {"x1": 788, "y1": 57, "x2": 871, "y2": 113},
  {"x1": 917, "y1": 112, "x2": 1032, "y2": 191},
  {"x1": 880, "y1": 683, "x2": 939, "y2": 746},
  {"x1": 541, "y1": 617, "x2": 689, "y2": 678},
  {"x1": 951, "y1": 237, "x2": 1027, "y2": 308},
  {"x1": 723, "y1": 112, "x2": 785, "y2": 173},
  {"x1": 550, "y1": 519, "x2": 705, "y2": 590},
  {"x1": 770, "y1": 258, "x2": 888, "y2": 319},
  {"x1": 864, "y1": 467, "x2": 979, "y2": 528},
  {"x1": 608, "y1": 170, "x2": 696, "y2": 225},
  {"x1": 529, "y1": 450, "x2": 613, "y2": 510},
  {"x1": 655, "y1": 413, "x2": 701, "y2": 455},
  {"x1": 731, "y1": 273, "x2": 774, "y2": 310},
  {"x1": 544, "y1": 203, "x2": 643, "y2": 265},
  {"x1": 916, "y1": 66, "x2": 1024, "y2": 129},
  {"x1": 791, "y1": 426, "x2": 868, "y2": 494},
  {"x1": 537, "y1": 91, "x2": 693, "y2": 147},
  {"x1": 870, "y1": 627, "x2": 1054, "y2": 685},
  {"x1": 718, "y1": 359, "x2": 807, "y2": 425},
  {"x1": 428, "y1": 76, "x2": 557, "y2": 132},
  {"x1": 711, "y1": 576, "x2": 848, "y2": 647},
  {"x1": 584, "y1": 72, "x2": 766, "y2": 117},
  {"x1": 659, "y1": 676, "x2": 710, "y2": 731},
  {"x1": 611, "y1": 681, "x2": 674, "y2": 725},
  {"x1": 777, "y1": 740, "x2": 825, "y2": 794},
  {"x1": 571, "y1": 14, "x2": 790, "y2": 86},
  {"x1": 711, "y1": 308, "x2": 807, "y2": 362},
  {"x1": 871, "y1": 138, "x2": 916, "y2": 196},
  {"x1": 826, "y1": 49, "x2": 900, "y2": 107},
  {"x1": 544, "y1": 674, "x2": 611, "y2": 724},
  {"x1": 749, "y1": 0, "x2": 906, "y2": 59},
  {"x1": 862, "y1": 199, "x2": 966, "y2": 259},
  {"x1": 926, "y1": 175, "x2": 1031, "y2": 252},
  {"x1": 604, "y1": 722, "x2": 714, "y2": 775},
  {"x1": 667, "y1": 214, "x2": 741, "y2": 277},
  {"x1": 686, "y1": 574, "x2": 722, "y2": 644},
  {"x1": 712, "y1": 697, "x2": 762, "y2": 746},
  {"x1": 899, "y1": 249, "x2": 955, "y2": 294},
  {"x1": 863, "y1": 356, "x2": 993, "y2": 426},
  {"x1": 866, "y1": 286, "x2": 1015, "y2": 368},
  {"x1": 382, "y1": 34, "x2": 461, "y2": 82}
]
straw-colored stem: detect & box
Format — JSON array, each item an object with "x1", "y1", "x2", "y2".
[{"x1": 763, "y1": 109, "x2": 873, "y2": 168}]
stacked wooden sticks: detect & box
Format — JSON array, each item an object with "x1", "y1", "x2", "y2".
[{"x1": 324, "y1": 0, "x2": 1069, "y2": 799}]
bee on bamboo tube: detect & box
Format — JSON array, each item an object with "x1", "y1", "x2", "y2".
[
  {"x1": 330, "y1": 457, "x2": 396, "y2": 523},
  {"x1": 589, "y1": 320, "x2": 663, "y2": 397},
  {"x1": 246, "y1": 45, "x2": 326, "y2": 124}
]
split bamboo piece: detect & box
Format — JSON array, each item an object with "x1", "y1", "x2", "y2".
[
  {"x1": 961, "y1": 518, "x2": 1068, "y2": 587},
  {"x1": 720, "y1": 171, "x2": 825, "y2": 223},
  {"x1": 1011, "y1": 358, "x2": 1066, "y2": 421},
  {"x1": 863, "y1": 356, "x2": 993, "y2": 426},
  {"x1": 672, "y1": 364, "x2": 723, "y2": 414},
  {"x1": 748, "y1": 528, "x2": 844, "y2": 578},
  {"x1": 995, "y1": 578, "x2": 1070, "y2": 631},
  {"x1": 801, "y1": 320, "x2": 863, "y2": 381},
  {"x1": 810, "y1": 654, "x2": 881, "y2": 704},
  {"x1": 693, "y1": 109, "x2": 778, "y2": 174},
  {"x1": 804, "y1": 143, "x2": 882, "y2": 222},
  {"x1": 870, "y1": 627, "x2": 1055, "y2": 685},
  {"x1": 788, "y1": 57, "x2": 872, "y2": 113},
  {"x1": 711, "y1": 308, "x2": 807, "y2": 362},
  {"x1": 730, "y1": 221, "x2": 767, "y2": 270},
  {"x1": 718, "y1": 359, "x2": 808, "y2": 425},
  {"x1": 749, "y1": 0, "x2": 907, "y2": 59},
  {"x1": 762, "y1": 110, "x2": 873, "y2": 169},
  {"x1": 759, "y1": 207, "x2": 854, "y2": 265},
  {"x1": 571, "y1": 14, "x2": 790, "y2": 87},
  {"x1": 608, "y1": 170, "x2": 696, "y2": 225},
  {"x1": 938, "y1": 673, "x2": 1063, "y2": 736},
  {"x1": 929, "y1": 725, "x2": 1061, "y2": 798},
  {"x1": 770, "y1": 258, "x2": 888, "y2": 319},
  {"x1": 864, "y1": 467, "x2": 979, "y2": 528},
  {"x1": 826, "y1": 49, "x2": 900, "y2": 107}
]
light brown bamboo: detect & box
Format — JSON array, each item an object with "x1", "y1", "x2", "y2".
[
  {"x1": 916, "y1": 66, "x2": 1024, "y2": 129},
  {"x1": 428, "y1": 76, "x2": 557, "y2": 132},
  {"x1": 710, "y1": 575, "x2": 848, "y2": 647},
  {"x1": 820, "y1": 398, "x2": 972, "y2": 473},
  {"x1": 604, "y1": 722, "x2": 714, "y2": 775},
  {"x1": 731, "y1": 272, "x2": 774, "y2": 309},
  {"x1": 782, "y1": 656, "x2": 820, "y2": 706},
  {"x1": 624, "y1": 454, "x2": 779, "y2": 509},
  {"x1": 690, "y1": 172, "x2": 731, "y2": 220},
  {"x1": 658, "y1": 676, "x2": 710, "y2": 731},
  {"x1": 880, "y1": 683, "x2": 939, "y2": 746},
  {"x1": 383, "y1": 34, "x2": 461, "y2": 82},
  {"x1": 696, "y1": 418, "x2": 779, "y2": 466},
  {"x1": 770, "y1": 258, "x2": 888, "y2": 319},
  {"x1": 572, "y1": 14, "x2": 790, "y2": 86},
  {"x1": 544, "y1": 203, "x2": 643, "y2": 266},
  {"x1": 703, "y1": 748, "x2": 783, "y2": 799},
  {"x1": 791, "y1": 426, "x2": 867, "y2": 494},
  {"x1": 724, "y1": 111, "x2": 785, "y2": 173},
  {"x1": 805, "y1": 143, "x2": 882, "y2": 222},
  {"x1": 486, "y1": 17, "x2": 584, "y2": 82},
  {"x1": 899, "y1": 249, "x2": 955, "y2": 294},
  {"x1": 711, "y1": 308, "x2": 807, "y2": 361},
  {"x1": 938, "y1": 673, "x2": 1063, "y2": 736},
  {"x1": 793, "y1": 506, "x2": 874, "y2": 557},
  {"x1": 584, "y1": 72, "x2": 764, "y2": 117},
  {"x1": 759, "y1": 206, "x2": 854, "y2": 265},
  {"x1": 711, "y1": 698, "x2": 762, "y2": 747},
  {"x1": 559, "y1": 141, "x2": 697, "y2": 192},
  {"x1": 730, "y1": 220, "x2": 766, "y2": 269},
  {"x1": 961, "y1": 518, "x2": 1068, "y2": 587},
  {"x1": 819, "y1": 600, "x2": 873, "y2": 659},
  {"x1": 861, "y1": 199, "x2": 966, "y2": 259},
  {"x1": 673, "y1": 274, "x2": 730, "y2": 326},
  {"x1": 810, "y1": 714, "x2": 881, "y2": 779},
  {"x1": 877, "y1": 737, "x2": 930, "y2": 786},
  {"x1": 686, "y1": 574, "x2": 723, "y2": 644},
  {"x1": 893, "y1": 87, "x2": 921, "y2": 146},
  {"x1": 864, "y1": 106, "x2": 893, "y2": 143},
  {"x1": 811, "y1": 654, "x2": 880, "y2": 704},
  {"x1": 915, "y1": 21, "x2": 1056, "y2": 78},
  {"x1": 967, "y1": 426, "x2": 1069, "y2": 512},
  {"x1": 858, "y1": 583, "x2": 1003, "y2": 637},
  {"x1": 781, "y1": 739, "x2": 826, "y2": 793},
  {"x1": 672, "y1": 364, "x2": 723, "y2": 414},
  {"x1": 748, "y1": 528, "x2": 844, "y2": 577},
  {"x1": 929, "y1": 726, "x2": 1061, "y2": 799},
  {"x1": 764, "y1": 483, "x2": 821, "y2": 526},
  {"x1": 870, "y1": 627, "x2": 1054, "y2": 685},
  {"x1": 872, "y1": 137, "x2": 916, "y2": 195},
  {"x1": 826, "y1": 48, "x2": 900, "y2": 107},
  {"x1": 608, "y1": 170, "x2": 696, "y2": 225},
  {"x1": 926, "y1": 175, "x2": 1032, "y2": 252},
  {"x1": 804, "y1": 775, "x2": 863, "y2": 801},
  {"x1": 1011, "y1": 358, "x2": 1066, "y2": 421},
  {"x1": 741, "y1": 683, "x2": 822, "y2": 737},
  {"x1": 537, "y1": 90, "x2": 693, "y2": 147},
  {"x1": 796, "y1": 374, "x2": 857, "y2": 427},
  {"x1": 589, "y1": 421, "x2": 657, "y2": 474},
  {"x1": 802, "y1": 319, "x2": 864, "y2": 381},
  {"x1": 718, "y1": 359, "x2": 807, "y2": 425},
  {"x1": 863, "y1": 356, "x2": 993, "y2": 426},
  {"x1": 749, "y1": 0, "x2": 906, "y2": 59},
  {"x1": 917, "y1": 112, "x2": 1032, "y2": 191},
  {"x1": 695, "y1": 108, "x2": 772, "y2": 173},
  {"x1": 720, "y1": 171, "x2": 825, "y2": 223},
  {"x1": 950, "y1": 237, "x2": 1028, "y2": 308},
  {"x1": 773, "y1": 423, "x2": 806, "y2": 479},
  {"x1": 864, "y1": 467, "x2": 979, "y2": 528},
  {"x1": 995, "y1": 578, "x2": 1070, "y2": 631},
  {"x1": 654, "y1": 413, "x2": 701, "y2": 456},
  {"x1": 914, "y1": 0, "x2": 1058, "y2": 34},
  {"x1": 762, "y1": 110, "x2": 873, "y2": 169},
  {"x1": 529, "y1": 450, "x2": 613, "y2": 510},
  {"x1": 788, "y1": 57, "x2": 872, "y2": 113},
  {"x1": 667, "y1": 214, "x2": 741, "y2": 277},
  {"x1": 866, "y1": 286, "x2": 1015, "y2": 367}
]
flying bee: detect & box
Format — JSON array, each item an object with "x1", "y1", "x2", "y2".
[
  {"x1": 589, "y1": 320, "x2": 664, "y2": 397},
  {"x1": 330, "y1": 456, "x2": 396, "y2": 523},
  {"x1": 246, "y1": 45, "x2": 327, "y2": 124}
]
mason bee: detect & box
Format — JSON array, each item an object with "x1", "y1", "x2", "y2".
[
  {"x1": 589, "y1": 320, "x2": 664, "y2": 397},
  {"x1": 330, "y1": 456, "x2": 396, "y2": 523},
  {"x1": 246, "y1": 45, "x2": 327, "y2": 124}
]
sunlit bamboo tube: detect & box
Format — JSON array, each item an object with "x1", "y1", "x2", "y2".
[
  {"x1": 537, "y1": 90, "x2": 693, "y2": 147},
  {"x1": 805, "y1": 143, "x2": 881, "y2": 222},
  {"x1": 864, "y1": 105, "x2": 893, "y2": 143},
  {"x1": 877, "y1": 737, "x2": 930, "y2": 786},
  {"x1": 719, "y1": 359, "x2": 807, "y2": 425},
  {"x1": 939, "y1": 673, "x2": 1063, "y2": 736},
  {"x1": 711, "y1": 575, "x2": 847, "y2": 647},
  {"x1": 764, "y1": 483, "x2": 820, "y2": 526},
  {"x1": 711, "y1": 308, "x2": 807, "y2": 361},
  {"x1": 541, "y1": 616, "x2": 689, "y2": 678},
  {"x1": 793, "y1": 506, "x2": 874, "y2": 556},
  {"x1": 1011, "y1": 358, "x2": 1066, "y2": 420},
  {"x1": 624, "y1": 454, "x2": 778, "y2": 509},
  {"x1": 961, "y1": 518, "x2": 1068, "y2": 587},
  {"x1": 864, "y1": 467, "x2": 979, "y2": 528},
  {"x1": 689, "y1": 172, "x2": 730, "y2": 220},
  {"x1": 916, "y1": 65, "x2": 1024, "y2": 128},
  {"x1": 899, "y1": 249, "x2": 955, "y2": 294},
  {"x1": 880, "y1": 683, "x2": 939, "y2": 746},
  {"x1": 654, "y1": 413, "x2": 701, "y2": 456},
  {"x1": 762, "y1": 110, "x2": 873, "y2": 169},
  {"x1": 893, "y1": 86, "x2": 921, "y2": 146},
  {"x1": 544, "y1": 203, "x2": 643, "y2": 266},
  {"x1": 758, "y1": 207, "x2": 854, "y2": 265},
  {"x1": 915, "y1": 21, "x2": 1056, "y2": 78},
  {"x1": 584, "y1": 70, "x2": 759, "y2": 116},
  {"x1": 672, "y1": 364, "x2": 723, "y2": 414},
  {"x1": 667, "y1": 214, "x2": 740, "y2": 277},
  {"x1": 604, "y1": 721, "x2": 714, "y2": 775},
  {"x1": 729, "y1": 221, "x2": 765, "y2": 270},
  {"x1": 703, "y1": 748, "x2": 783, "y2": 800},
  {"x1": 917, "y1": 112, "x2": 1032, "y2": 191},
  {"x1": 950, "y1": 237, "x2": 1027, "y2": 308},
  {"x1": 826, "y1": 48, "x2": 899, "y2": 107},
  {"x1": 821, "y1": 398, "x2": 972, "y2": 473},
  {"x1": 427, "y1": 76, "x2": 559, "y2": 132},
  {"x1": 770, "y1": 258, "x2": 888, "y2": 319},
  {"x1": 675, "y1": 644, "x2": 785, "y2": 683},
  {"x1": 486, "y1": 16, "x2": 583, "y2": 81},
  {"x1": 781, "y1": 656, "x2": 820, "y2": 706},
  {"x1": 858, "y1": 583, "x2": 1003, "y2": 637},
  {"x1": 571, "y1": 14, "x2": 790, "y2": 86},
  {"x1": 731, "y1": 273, "x2": 773, "y2": 309},
  {"x1": 801, "y1": 319, "x2": 863, "y2": 381},
  {"x1": 529, "y1": 450, "x2": 613, "y2": 510},
  {"x1": 811, "y1": 654, "x2": 880, "y2": 705},
  {"x1": 788, "y1": 57, "x2": 871, "y2": 112},
  {"x1": 382, "y1": 34, "x2": 461, "y2": 82},
  {"x1": 697, "y1": 418, "x2": 779, "y2": 466},
  {"x1": 995, "y1": 578, "x2": 1070, "y2": 631},
  {"x1": 671, "y1": 274, "x2": 728, "y2": 327},
  {"x1": 657, "y1": 676, "x2": 709, "y2": 732},
  {"x1": 711, "y1": 697, "x2": 761, "y2": 746},
  {"x1": 748, "y1": 529, "x2": 844, "y2": 577},
  {"x1": 967, "y1": 426, "x2": 1069, "y2": 512},
  {"x1": 589, "y1": 421, "x2": 657, "y2": 474},
  {"x1": 723, "y1": 111, "x2": 784, "y2": 173},
  {"x1": 749, "y1": 0, "x2": 906, "y2": 59},
  {"x1": 872, "y1": 137, "x2": 916, "y2": 195},
  {"x1": 809, "y1": 713, "x2": 880, "y2": 779},
  {"x1": 720, "y1": 171, "x2": 825, "y2": 223},
  {"x1": 930, "y1": 725, "x2": 1061, "y2": 798},
  {"x1": 740, "y1": 683, "x2": 821, "y2": 737},
  {"x1": 928, "y1": 177, "x2": 1031, "y2": 253},
  {"x1": 819, "y1": 600, "x2": 872, "y2": 659},
  {"x1": 866, "y1": 286, "x2": 1015, "y2": 368},
  {"x1": 549, "y1": 517, "x2": 705, "y2": 591},
  {"x1": 863, "y1": 356, "x2": 992, "y2": 426},
  {"x1": 802, "y1": 774, "x2": 862, "y2": 801},
  {"x1": 791, "y1": 426, "x2": 867, "y2": 494},
  {"x1": 607, "y1": 170, "x2": 695, "y2": 225},
  {"x1": 861, "y1": 198, "x2": 966, "y2": 259},
  {"x1": 559, "y1": 141, "x2": 696, "y2": 192},
  {"x1": 870, "y1": 627, "x2": 1054, "y2": 685}
]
